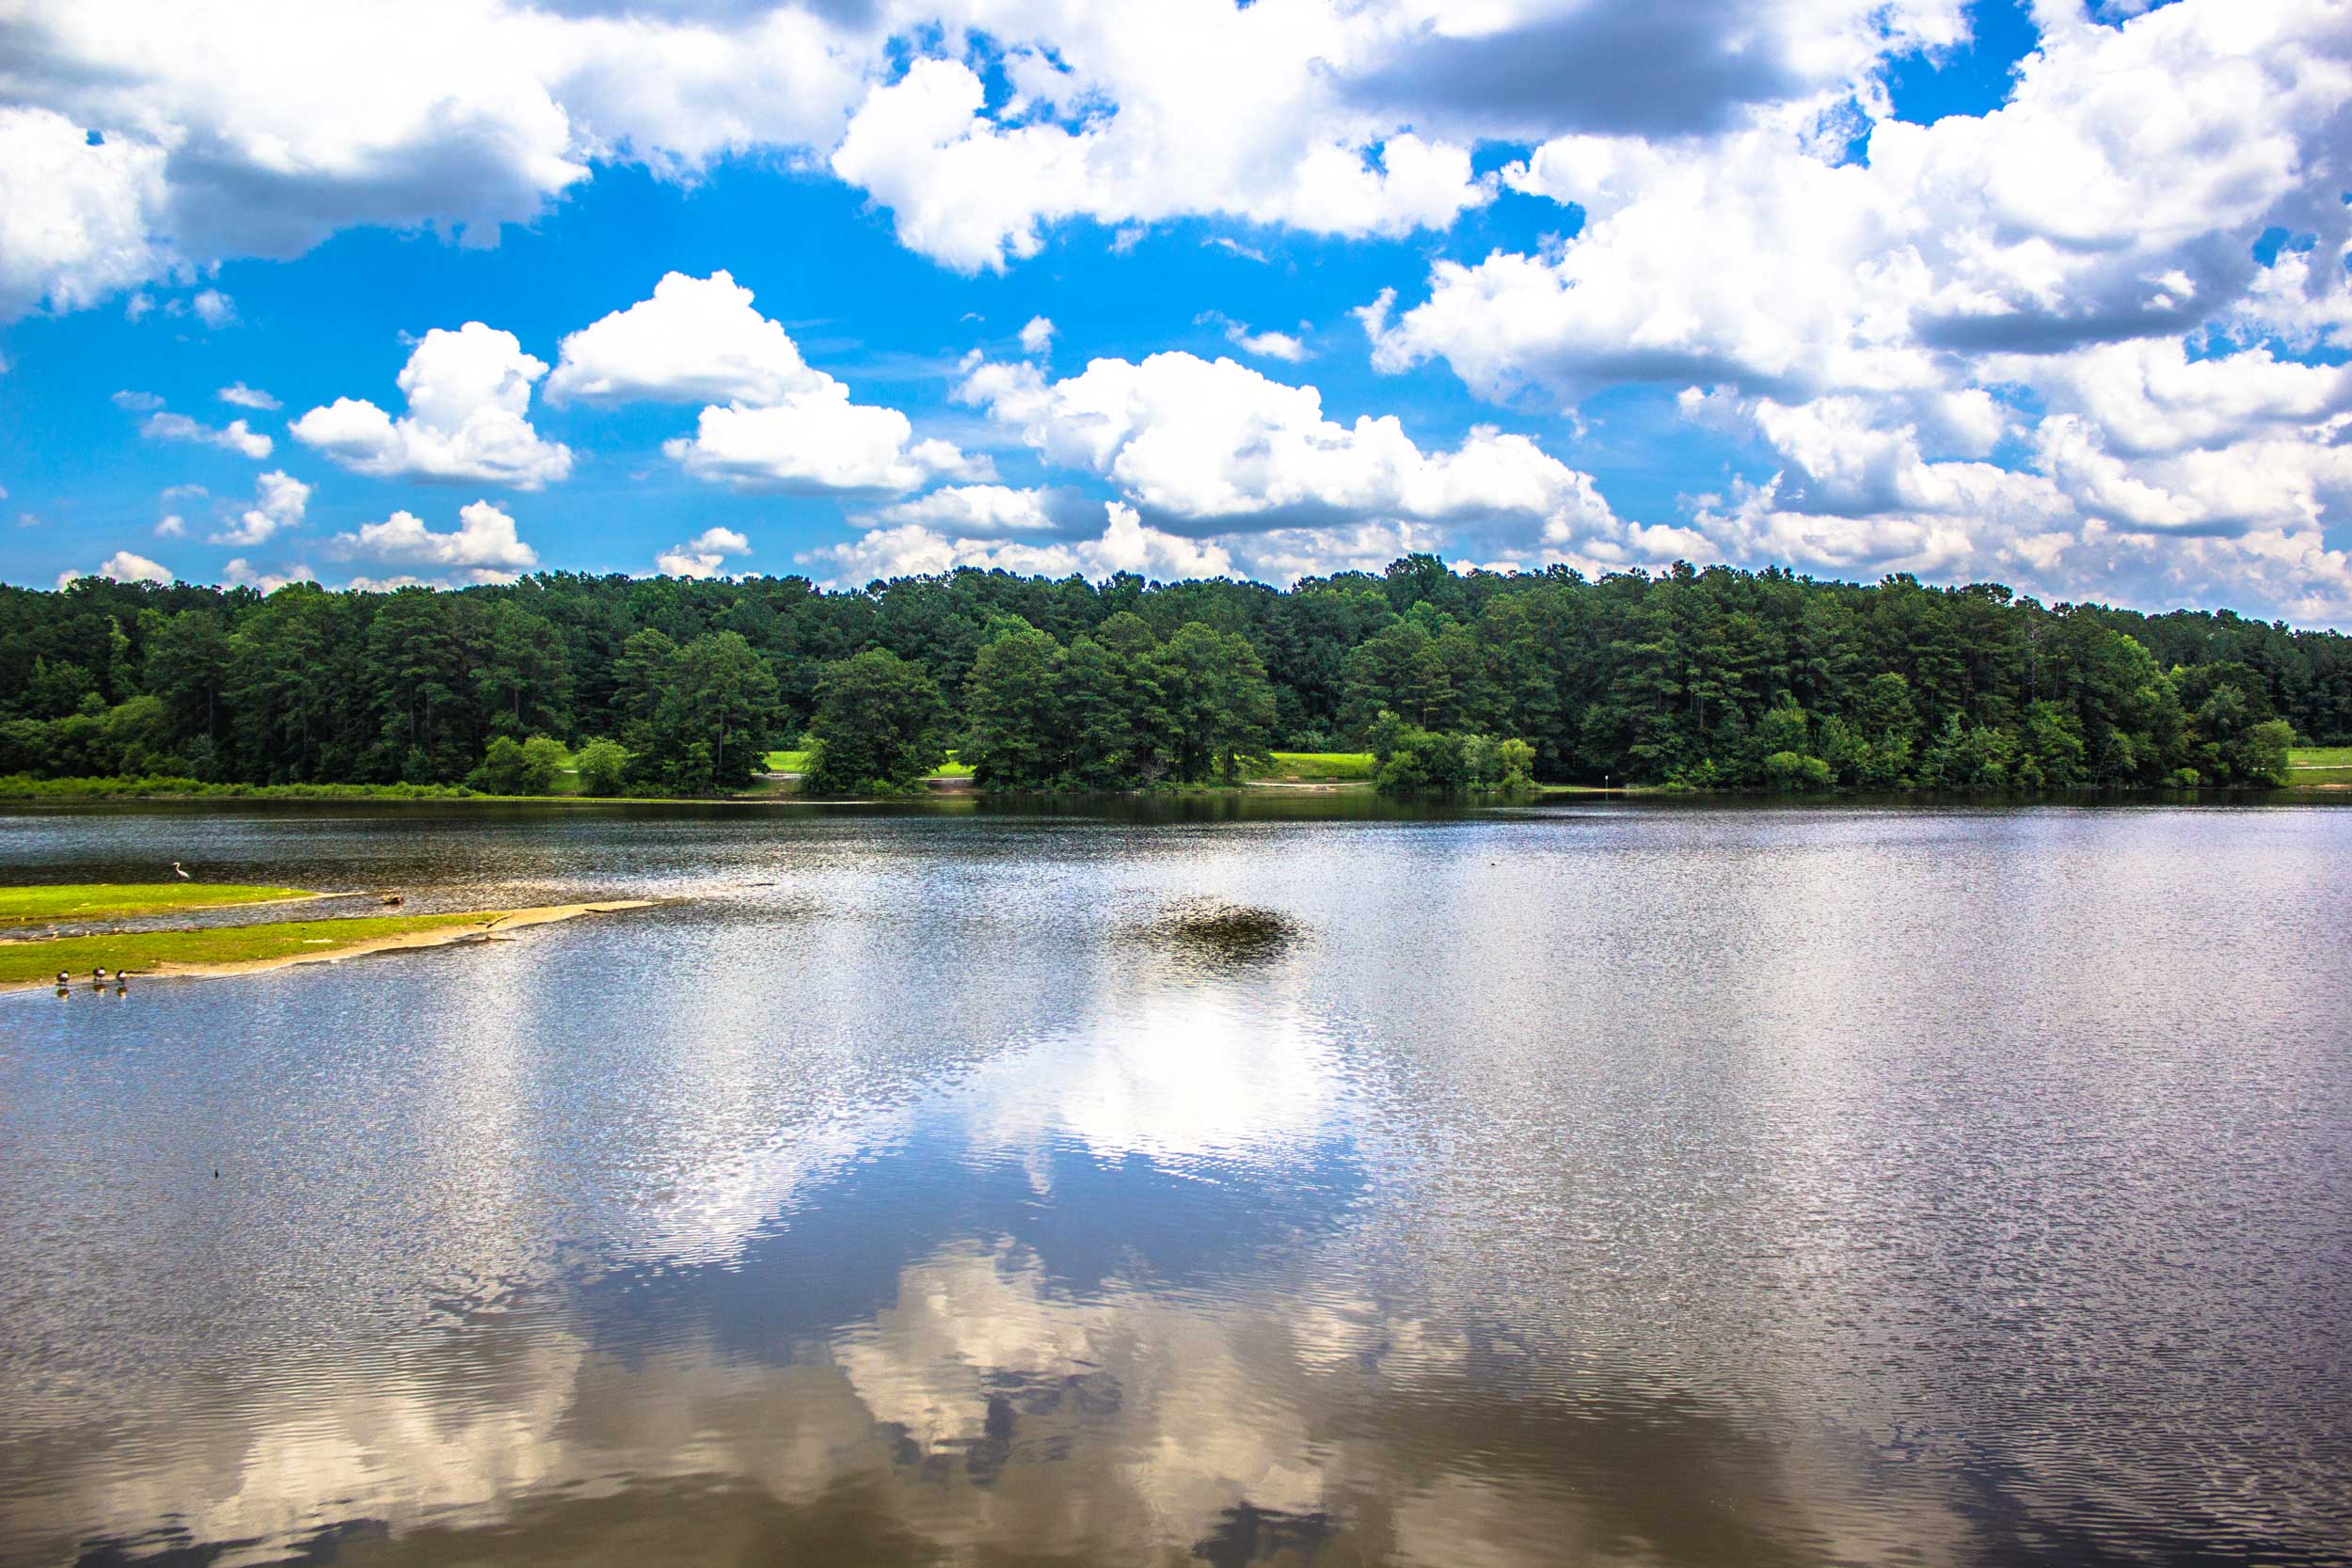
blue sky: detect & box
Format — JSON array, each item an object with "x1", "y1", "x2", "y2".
[{"x1": 2, "y1": 0, "x2": 2347, "y2": 622}]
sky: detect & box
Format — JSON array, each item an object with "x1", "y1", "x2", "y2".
[{"x1": 1, "y1": 0, "x2": 2348, "y2": 623}]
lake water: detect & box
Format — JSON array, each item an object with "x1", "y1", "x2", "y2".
[{"x1": 2, "y1": 799, "x2": 2348, "y2": 1567}]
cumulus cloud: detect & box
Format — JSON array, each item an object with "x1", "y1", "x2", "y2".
[
  {"x1": 545, "y1": 270, "x2": 984, "y2": 495},
  {"x1": 329, "y1": 499, "x2": 539, "y2": 584},
  {"x1": 221, "y1": 558, "x2": 317, "y2": 594},
  {"x1": 801, "y1": 500, "x2": 1236, "y2": 585},
  {"x1": 1200, "y1": 311, "x2": 1311, "y2": 362},
  {"x1": 1345, "y1": 0, "x2": 2352, "y2": 618},
  {"x1": 955, "y1": 349, "x2": 1622, "y2": 556},
  {"x1": 1368, "y1": 5, "x2": 2352, "y2": 407},
  {"x1": 864, "y1": 483, "x2": 1074, "y2": 534},
  {"x1": 0, "y1": 1, "x2": 869, "y2": 319},
  {"x1": 56, "y1": 548, "x2": 172, "y2": 590},
  {"x1": 0, "y1": 105, "x2": 173, "y2": 318},
  {"x1": 832, "y1": 49, "x2": 1488, "y2": 272},
  {"x1": 0, "y1": 0, "x2": 1966, "y2": 314},
  {"x1": 665, "y1": 384, "x2": 987, "y2": 493},
  {"x1": 1228, "y1": 325, "x2": 1309, "y2": 363},
  {"x1": 208, "y1": 469, "x2": 310, "y2": 546},
  {"x1": 547, "y1": 270, "x2": 826, "y2": 405},
  {"x1": 190, "y1": 288, "x2": 234, "y2": 327},
  {"x1": 1679, "y1": 369, "x2": 2352, "y2": 621},
  {"x1": 217, "y1": 382, "x2": 279, "y2": 410},
  {"x1": 153, "y1": 514, "x2": 184, "y2": 537},
  {"x1": 1334, "y1": 0, "x2": 1967, "y2": 142},
  {"x1": 137, "y1": 410, "x2": 273, "y2": 459},
  {"x1": 655, "y1": 525, "x2": 753, "y2": 579},
  {"x1": 293, "y1": 323, "x2": 573, "y2": 488}
]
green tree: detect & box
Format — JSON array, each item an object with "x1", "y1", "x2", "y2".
[
  {"x1": 470, "y1": 733, "x2": 564, "y2": 794},
  {"x1": 1155, "y1": 622, "x2": 1277, "y2": 783},
  {"x1": 1763, "y1": 750, "x2": 1832, "y2": 792},
  {"x1": 961, "y1": 621, "x2": 1066, "y2": 787},
  {"x1": 23, "y1": 657, "x2": 98, "y2": 718},
  {"x1": 806, "y1": 647, "x2": 946, "y2": 793},
  {"x1": 574, "y1": 736, "x2": 632, "y2": 797},
  {"x1": 652, "y1": 631, "x2": 783, "y2": 792}
]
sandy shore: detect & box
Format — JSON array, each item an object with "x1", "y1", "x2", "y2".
[{"x1": 2, "y1": 900, "x2": 661, "y2": 992}]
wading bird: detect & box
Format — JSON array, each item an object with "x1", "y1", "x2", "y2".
[{"x1": 172, "y1": 861, "x2": 190, "y2": 879}]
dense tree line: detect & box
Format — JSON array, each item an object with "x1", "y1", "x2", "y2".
[{"x1": 2, "y1": 555, "x2": 2341, "y2": 793}]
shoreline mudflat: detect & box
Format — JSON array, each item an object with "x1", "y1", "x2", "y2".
[{"x1": 0, "y1": 900, "x2": 660, "y2": 993}]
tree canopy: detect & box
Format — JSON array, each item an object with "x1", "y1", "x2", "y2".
[{"x1": 2, "y1": 556, "x2": 2342, "y2": 793}]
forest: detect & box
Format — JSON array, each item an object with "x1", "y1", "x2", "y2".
[{"x1": 2, "y1": 555, "x2": 2343, "y2": 795}]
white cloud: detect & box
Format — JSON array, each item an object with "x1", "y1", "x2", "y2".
[
  {"x1": 0, "y1": 0, "x2": 1971, "y2": 316},
  {"x1": 1018, "y1": 315, "x2": 1055, "y2": 356},
  {"x1": 153, "y1": 514, "x2": 185, "y2": 537},
  {"x1": 1198, "y1": 310, "x2": 1311, "y2": 361},
  {"x1": 955, "y1": 349, "x2": 1622, "y2": 555},
  {"x1": 1370, "y1": 3, "x2": 2352, "y2": 409},
  {"x1": 1999, "y1": 339, "x2": 2352, "y2": 460},
  {"x1": 208, "y1": 469, "x2": 310, "y2": 546},
  {"x1": 0, "y1": 1, "x2": 869, "y2": 319},
  {"x1": 1343, "y1": 0, "x2": 2352, "y2": 618},
  {"x1": 190, "y1": 288, "x2": 235, "y2": 327},
  {"x1": 217, "y1": 382, "x2": 280, "y2": 410},
  {"x1": 0, "y1": 105, "x2": 173, "y2": 318},
  {"x1": 293, "y1": 323, "x2": 572, "y2": 488},
  {"x1": 139, "y1": 410, "x2": 273, "y2": 459},
  {"x1": 1226, "y1": 324, "x2": 1310, "y2": 363},
  {"x1": 802, "y1": 501, "x2": 1236, "y2": 585},
  {"x1": 831, "y1": 46, "x2": 1489, "y2": 273},
  {"x1": 864, "y1": 484, "x2": 1070, "y2": 535},
  {"x1": 547, "y1": 270, "x2": 826, "y2": 405},
  {"x1": 221, "y1": 558, "x2": 316, "y2": 594},
  {"x1": 665, "y1": 383, "x2": 987, "y2": 494},
  {"x1": 56, "y1": 548, "x2": 173, "y2": 590},
  {"x1": 1679, "y1": 367, "x2": 2352, "y2": 620},
  {"x1": 329, "y1": 499, "x2": 539, "y2": 584},
  {"x1": 541, "y1": 268, "x2": 984, "y2": 495},
  {"x1": 655, "y1": 525, "x2": 754, "y2": 579},
  {"x1": 1224, "y1": 520, "x2": 1448, "y2": 584}
]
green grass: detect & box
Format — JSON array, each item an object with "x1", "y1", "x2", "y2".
[
  {"x1": 0, "y1": 882, "x2": 314, "y2": 927},
  {"x1": 762, "y1": 749, "x2": 973, "y2": 778},
  {"x1": 0, "y1": 910, "x2": 502, "y2": 986},
  {"x1": 0, "y1": 773, "x2": 486, "y2": 800},
  {"x1": 2285, "y1": 747, "x2": 2352, "y2": 786},
  {"x1": 1254, "y1": 752, "x2": 1376, "y2": 781}
]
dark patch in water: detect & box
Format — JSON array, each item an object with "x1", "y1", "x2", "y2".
[{"x1": 1129, "y1": 899, "x2": 1305, "y2": 970}]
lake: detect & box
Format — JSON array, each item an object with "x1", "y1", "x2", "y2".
[{"x1": 1, "y1": 798, "x2": 2347, "y2": 1566}]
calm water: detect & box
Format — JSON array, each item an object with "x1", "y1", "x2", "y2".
[{"x1": 1, "y1": 799, "x2": 2348, "y2": 1567}]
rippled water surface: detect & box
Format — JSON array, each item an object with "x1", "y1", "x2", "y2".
[{"x1": 2, "y1": 798, "x2": 2348, "y2": 1567}]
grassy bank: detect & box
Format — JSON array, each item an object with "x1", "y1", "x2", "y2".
[
  {"x1": 0, "y1": 882, "x2": 313, "y2": 927},
  {"x1": 0, "y1": 774, "x2": 776, "y2": 805},
  {"x1": 0, "y1": 774, "x2": 489, "y2": 801},
  {"x1": 1252, "y1": 752, "x2": 1375, "y2": 782},
  {"x1": 0, "y1": 910, "x2": 497, "y2": 986},
  {"x1": 2288, "y1": 746, "x2": 2352, "y2": 786},
  {"x1": 762, "y1": 749, "x2": 974, "y2": 778}
]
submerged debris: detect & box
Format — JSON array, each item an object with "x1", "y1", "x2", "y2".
[{"x1": 1129, "y1": 898, "x2": 1306, "y2": 969}]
